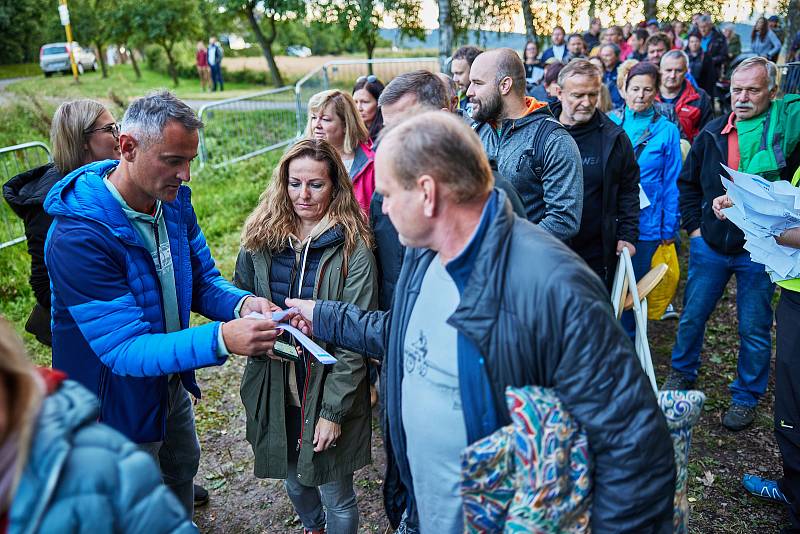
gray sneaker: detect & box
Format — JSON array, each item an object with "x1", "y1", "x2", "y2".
[
  {"x1": 661, "y1": 370, "x2": 696, "y2": 391},
  {"x1": 722, "y1": 403, "x2": 757, "y2": 431},
  {"x1": 660, "y1": 303, "x2": 680, "y2": 320}
]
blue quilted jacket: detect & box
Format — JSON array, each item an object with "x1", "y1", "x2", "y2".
[
  {"x1": 44, "y1": 160, "x2": 249, "y2": 442},
  {"x1": 10, "y1": 379, "x2": 197, "y2": 534}
]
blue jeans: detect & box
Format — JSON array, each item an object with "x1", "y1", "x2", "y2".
[
  {"x1": 139, "y1": 374, "x2": 201, "y2": 515},
  {"x1": 670, "y1": 236, "x2": 774, "y2": 406},
  {"x1": 210, "y1": 63, "x2": 224, "y2": 91},
  {"x1": 622, "y1": 239, "x2": 661, "y2": 337},
  {"x1": 284, "y1": 460, "x2": 359, "y2": 534}
]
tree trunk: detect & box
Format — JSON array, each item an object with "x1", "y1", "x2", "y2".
[
  {"x1": 163, "y1": 44, "x2": 179, "y2": 87},
  {"x1": 521, "y1": 0, "x2": 535, "y2": 43},
  {"x1": 366, "y1": 34, "x2": 375, "y2": 75},
  {"x1": 128, "y1": 45, "x2": 142, "y2": 79},
  {"x1": 94, "y1": 41, "x2": 108, "y2": 78},
  {"x1": 437, "y1": 0, "x2": 453, "y2": 72},
  {"x1": 782, "y1": 0, "x2": 800, "y2": 61},
  {"x1": 246, "y1": 7, "x2": 284, "y2": 86},
  {"x1": 588, "y1": 0, "x2": 596, "y2": 19},
  {"x1": 643, "y1": 0, "x2": 657, "y2": 21}
]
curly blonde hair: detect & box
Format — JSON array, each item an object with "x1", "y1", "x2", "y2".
[{"x1": 241, "y1": 138, "x2": 373, "y2": 256}]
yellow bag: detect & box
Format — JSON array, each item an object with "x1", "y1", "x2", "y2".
[{"x1": 648, "y1": 243, "x2": 680, "y2": 320}]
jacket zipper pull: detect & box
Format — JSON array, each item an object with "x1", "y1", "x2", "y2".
[{"x1": 296, "y1": 437, "x2": 302, "y2": 452}]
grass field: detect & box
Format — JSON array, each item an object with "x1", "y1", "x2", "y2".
[
  {"x1": 0, "y1": 63, "x2": 41, "y2": 79},
  {"x1": 4, "y1": 64, "x2": 267, "y2": 102}
]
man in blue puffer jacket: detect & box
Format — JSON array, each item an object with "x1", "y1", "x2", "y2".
[{"x1": 43, "y1": 91, "x2": 280, "y2": 515}]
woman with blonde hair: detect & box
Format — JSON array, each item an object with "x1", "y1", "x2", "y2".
[
  {"x1": 0, "y1": 318, "x2": 194, "y2": 532},
  {"x1": 305, "y1": 90, "x2": 374, "y2": 215},
  {"x1": 2, "y1": 99, "x2": 119, "y2": 346},
  {"x1": 235, "y1": 138, "x2": 377, "y2": 534}
]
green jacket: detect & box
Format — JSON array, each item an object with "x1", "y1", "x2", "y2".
[
  {"x1": 233, "y1": 235, "x2": 378, "y2": 486},
  {"x1": 737, "y1": 95, "x2": 800, "y2": 182}
]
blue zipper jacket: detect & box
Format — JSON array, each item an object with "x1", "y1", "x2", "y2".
[
  {"x1": 44, "y1": 160, "x2": 249, "y2": 443},
  {"x1": 10, "y1": 379, "x2": 197, "y2": 534},
  {"x1": 609, "y1": 107, "x2": 682, "y2": 241}
]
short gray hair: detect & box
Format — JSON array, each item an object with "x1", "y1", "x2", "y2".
[
  {"x1": 698, "y1": 14, "x2": 712, "y2": 24},
  {"x1": 733, "y1": 56, "x2": 778, "y2": 91},
  {"x1": 121, "y1": 90, "x2": 203, "y2": 148},
  {"x1": 378, "y1": 70, "x2": 449, "y2": 109},
  {"x1": 661, "y1": 49, "x2": 689, "y2": 69}
]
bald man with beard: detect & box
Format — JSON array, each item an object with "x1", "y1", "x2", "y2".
[{"x1": 468, "y1": 48, "x2": 584, "y2": 240}]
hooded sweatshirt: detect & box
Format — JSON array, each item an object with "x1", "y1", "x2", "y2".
[{"x1": 474, "y1": 96, "x2": 583, "y2": 240}]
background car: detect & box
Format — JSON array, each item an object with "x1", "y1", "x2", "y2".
[
  {"x1": 40, "y1": 42, "x2": 98, "y2": 77},
  {"x1": 286, "y1": 45, "x2": 312, "y2": 58}
]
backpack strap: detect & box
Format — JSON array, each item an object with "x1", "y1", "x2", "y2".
[{"x1": 529, "y1": 117, "x2": 564, "y2": 180}]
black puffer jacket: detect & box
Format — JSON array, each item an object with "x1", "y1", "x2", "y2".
[
  {"x1": 3, "y1": 162, "x2": 63, "y2": 345},
  {"x1": 316, "y1": 190, "x2": 675, "y2": 533},
  {"x1": 3, "y1": 163, "x2": 62, "y2": 308}
]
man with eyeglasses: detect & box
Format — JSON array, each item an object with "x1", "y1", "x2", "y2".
[{"x1": 665, "y1": 58, "x2": 800, "y2": 438}]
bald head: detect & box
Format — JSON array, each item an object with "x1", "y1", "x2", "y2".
[
  {"x1": 472, "y1": 48, "x2": 527, "y2": 97},
  {"x1": 467, "y1": 48, "x2": 527, "y2": 122}
]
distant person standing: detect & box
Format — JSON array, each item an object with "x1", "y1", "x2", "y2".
[
  {"x1": 208, "y1": 37, "x2": 224, "y2": 92},
  {"x1": 627, "y1": 29, "x2": 650, "y2": 61},
  {"x1": 523, "y1": 40, "x2": 544, "y2": 86},
  {"x1": 542, "y1": 26, "x2": 568, "y2": 63},
  {"x1": 722, "y1": 23, "x2": 742, "y2": 60},
  {"x1": 696, "y1": 15, "x2": 729, "y2": 81},
  {"x1": 450, "y1": 45, "x2": 482, "y2": 115},
  {"x1": 196, "y1": 41, "x2": 210, "y2": 92},
  {"x1": 584, "y1": 17, "x2": 602, "y2": 51},
  {"x1": 352, "y1": 75, "x2": 385, "y2": 143},
  {"x1": 686, "y1": 33, "x2": 717, "y2": 99},
  {"x1": 751, "y1": 16, "x2": 782, "y2": 61},
  {"x1": 768, "y1": 15, "x2": 785, "y2": 45}
]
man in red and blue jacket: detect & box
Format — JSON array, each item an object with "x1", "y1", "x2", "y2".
[{"x1": 657, "y1": 49, "x2": 713, "y2": 143}]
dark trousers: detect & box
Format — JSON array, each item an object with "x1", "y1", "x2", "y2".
[
  {"x1": 210, "y1": 63, "x2": 224, "y2": 91},
  {"x1": 776, "y1": 289, "x2": 800, "y2": 532}
]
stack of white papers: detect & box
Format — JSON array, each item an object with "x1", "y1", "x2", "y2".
[{"x1": 720, "y1": 164, "x2": 800, "y2": 282}]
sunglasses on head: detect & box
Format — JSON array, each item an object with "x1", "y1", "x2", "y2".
[
  {"x1": 356, "y1": 75, "x2": 378, "y2": 84},
  {"x1": 85, "y1": 122, "x2": 120, "y2": 138}
]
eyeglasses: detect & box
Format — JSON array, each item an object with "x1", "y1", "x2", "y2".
[
  {"x1": 85, "y1": 122, "x2": 120, "y2": 138},
  {"x1": 356, "y1": 75, "x2": 378, "y2": 84}
]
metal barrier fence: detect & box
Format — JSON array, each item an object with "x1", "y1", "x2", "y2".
[
  {"x1": 197, "y1": 85, "x2": 299, "y2": 168},
  {"x1": 199, "y1": 57, "x2": 438, "y2": 169},
  {"x1": 781, "y1": 62, "x2": 800, "y2": 95},
  {"x1": 0, "y1": 142, "x2": 52, "y2": 249}
]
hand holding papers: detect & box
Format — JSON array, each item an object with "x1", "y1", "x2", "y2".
[
  {"x1": 246, "y1": 310, "x2": 337, "y2": 364},
  {"x1": 719, "y1": 164, "x2": 800, "y2": 282}
]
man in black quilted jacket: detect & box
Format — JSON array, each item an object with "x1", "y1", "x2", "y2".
[{"x1": 287, "y1": 110, "x2": 675, "y2": 533}]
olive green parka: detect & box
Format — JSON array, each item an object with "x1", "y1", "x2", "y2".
[{"x1": 234, "y1": 234, "x2": 378, "y2": 486}]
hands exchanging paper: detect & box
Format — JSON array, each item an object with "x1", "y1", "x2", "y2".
[
  {"x1": 222, "y1": 296, "x2": 283, "y2": 357},
  {"x1": 284, "y1": 298, "x2": 316, "y2": 337}
]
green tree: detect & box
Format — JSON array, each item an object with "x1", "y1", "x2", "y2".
[
  {"x1": 131, "y1": 0, "x2": 202, "y2": 86},
  {"x1": 218, "y1": 0, "x2": 305, "y2": 87},
  {"x1": 68, "y1": 0, "x2": 115, "y2": 77},
  {"x1": 107, "y1": 0, "x2": 145, "y2": 79},
  {"x1": 321, "y1": 0, "x2": 424, "y2": 70},
  {"x1": 0, "y1": 0, "x2": 63, "y2": 65}
]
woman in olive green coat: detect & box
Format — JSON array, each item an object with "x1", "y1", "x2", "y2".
[{"x1": 234, "y1": 139, "x2": 378, "y2": 534}]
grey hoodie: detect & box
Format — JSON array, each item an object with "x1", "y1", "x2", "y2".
[{"x1": 474, "y1": 105, "x2": 583, "y2": 240}]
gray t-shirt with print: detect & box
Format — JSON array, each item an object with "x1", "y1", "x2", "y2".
[{"x1": 401, "y1": 255, "x2": 467, "y2": 534}]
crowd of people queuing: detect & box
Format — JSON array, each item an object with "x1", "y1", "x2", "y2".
[{"x1": 2, "y1": 10, "x2": 800, "y2": 534}]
